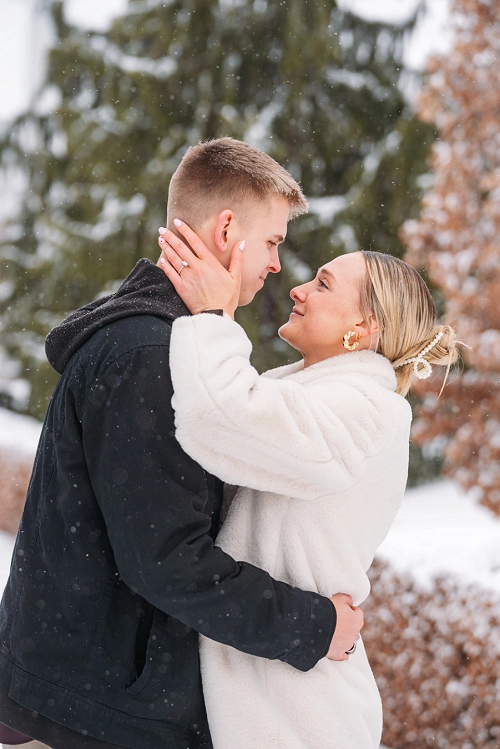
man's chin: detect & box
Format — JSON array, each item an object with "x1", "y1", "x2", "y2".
[
  {"x1": 237, "y1": 293, "x2": 254, "y2": 307},
  {"x1": 238, "y1": 284, "x2": 261, "y2": 307}
]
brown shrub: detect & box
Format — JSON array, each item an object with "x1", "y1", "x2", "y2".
[
  {"x1": 365, "y1": 560, "x2": 500, "y2": 748},
  {"x1": 0, "y1": 449, "x2": 33, "y2": 535}
]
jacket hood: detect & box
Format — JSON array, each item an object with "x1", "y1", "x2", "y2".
[{"x1": 45, "y1": 258, "x2": 190, "y2": 374}]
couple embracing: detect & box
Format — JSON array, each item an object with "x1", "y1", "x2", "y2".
[{"x1": 0, "y1": 138, "x2": 458, "y2": 749}]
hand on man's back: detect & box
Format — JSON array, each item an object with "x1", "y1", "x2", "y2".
[{"x1": 326, "y1": 593, "x2": 364, "y2": 661}]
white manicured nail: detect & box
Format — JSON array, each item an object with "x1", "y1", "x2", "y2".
[
  {"x1": 160, "y1": 257, "x2": 165, "y2": 264},
  {"x1": 239, "y1": 240, "x2": 246, "y2": 250},
  {"x1": 174, "y1": 218, "x2": 183, "y2": 227},
  {"x1": 159, "y1": 227, "x2": 167, "y2": 234}
]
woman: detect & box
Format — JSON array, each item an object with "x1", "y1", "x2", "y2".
[{"x1": 157, "y1": 222, "x2": 459, "y2": 749}]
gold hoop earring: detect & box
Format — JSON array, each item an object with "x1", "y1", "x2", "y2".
[{"x1": 343, "y1": 331, "x2": 360, "y2": 351}]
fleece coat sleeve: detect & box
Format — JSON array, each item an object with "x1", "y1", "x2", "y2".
[
  {"x1": 170, "y1": 314, "x2": 387, "y2": 501},
  {"x1": 80, "y1": 338, "x2": 335, "y2": 672}
]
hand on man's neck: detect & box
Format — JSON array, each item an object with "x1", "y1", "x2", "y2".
[{"x1": 165, "y1": 213, "x2": 235, "y2": 271}]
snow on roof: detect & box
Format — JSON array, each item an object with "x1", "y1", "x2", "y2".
[
  {"x1": 0, "y1": 407, "x2": 42, "y2": 457},
  {"x1": 377, "y1": 480, "x2": 500, "y2": 595}
]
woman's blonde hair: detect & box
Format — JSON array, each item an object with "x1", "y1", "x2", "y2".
[{"x1": 359, "y1": 251, "x2": 460, "y2": 397}]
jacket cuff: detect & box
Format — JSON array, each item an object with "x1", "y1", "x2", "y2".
[{"x1": 283, "y1": 594, "x2": 336, "y2": 672}]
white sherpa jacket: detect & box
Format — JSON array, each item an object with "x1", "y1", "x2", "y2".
[{"x1": 170, "y1": 314, "x2": 412, "y2": 749}]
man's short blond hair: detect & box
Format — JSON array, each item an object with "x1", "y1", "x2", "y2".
[{"x1": 167, "y1": 137, "x2": 308, "y2": 229}]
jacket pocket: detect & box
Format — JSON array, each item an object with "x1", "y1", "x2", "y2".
[{"x1": 126, "y1": 609, "x2": 162, "y2": 696}]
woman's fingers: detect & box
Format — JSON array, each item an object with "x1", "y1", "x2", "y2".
[
  {"x1": 158, "y1": 239, "x2": 189, "y2": 275},
  {"x1": 228, "y1": 239, "x2": 245, "y2": 287},
  {"x1": 171, "y1": 219, "x2": 213, "y2": 259},
  {"x1": 158, "y1": 236, "x2": 181, "y2": 269},
  {"x1": 158, "y1": 249, "x2": 183, "y2": 292},
  {"x1": 158, "y1": 226, "x2": 200, "y2": 262}
]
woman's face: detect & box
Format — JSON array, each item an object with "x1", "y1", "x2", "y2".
[{"x1": 279, "y1": 252, "x2": 375, "y2": 367}]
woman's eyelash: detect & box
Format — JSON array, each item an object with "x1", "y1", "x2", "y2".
[{"x1": 318, "y1": 278, "x2": 328, "y2": 288}]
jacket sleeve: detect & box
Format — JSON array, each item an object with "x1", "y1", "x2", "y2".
[
  {"x1": 170, "y1": 314, "x2": 386, "y2": 501},
  {"x1": 80, "y1": 338, "x2": 335, "y2": 672}
]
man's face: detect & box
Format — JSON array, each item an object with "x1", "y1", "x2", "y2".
[{"x1": 231, "y1": 196, "x2": 289, "y2": 306}]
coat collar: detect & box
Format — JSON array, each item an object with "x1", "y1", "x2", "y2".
[{"x1": 262, "y1": 349, "x2": 398, "y2": 392}]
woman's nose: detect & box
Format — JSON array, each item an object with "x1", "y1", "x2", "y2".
[{"x1": 290, "y1": 284, "x2": 307, "y2": 302}]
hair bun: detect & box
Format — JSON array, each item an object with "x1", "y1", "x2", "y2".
[
  {"x1": 397, "y1": 330, "x2": 445, "y2": 379},
  {"x1": 426, "y1": 324, "x2": 460, "y2": 366}
]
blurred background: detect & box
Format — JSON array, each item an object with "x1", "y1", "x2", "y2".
[{"x1": 1, "y1": 0, "x2": 499, "y2": 747}]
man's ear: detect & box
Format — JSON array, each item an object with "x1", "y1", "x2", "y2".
[{"x1": 213, "y1": 210, "x2": 235, "y2": 254}]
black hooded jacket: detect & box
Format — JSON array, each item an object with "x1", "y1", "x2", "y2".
[{"x1": 0, "y1": 260, "x2": 335, "y2": 749}]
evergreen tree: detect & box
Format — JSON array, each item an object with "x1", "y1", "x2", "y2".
[
  {"x1": 0, "y1": 0, "x2": 433, "y2": 420},
  {"x1": 402, "y1": 0, "x2": 500, "y2": 515}
]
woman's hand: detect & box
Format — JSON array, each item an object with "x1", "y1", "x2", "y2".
[{"x1": 157, "y1": 220, "x2": 245, "y2": 319}]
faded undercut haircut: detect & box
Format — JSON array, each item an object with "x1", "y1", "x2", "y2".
[{"x1": 167, "y1": 137, "x2": 308, "y2": 229}]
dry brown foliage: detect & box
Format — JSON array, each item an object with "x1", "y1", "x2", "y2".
[
  {"x1": 0, "y1": 449, "x2": 32, "y2": 534},
  {"x1": 365, "y1": 560, "x2": 500, "y2": 748},
  {"x1": 401, "y1": 0, "x2": 500, "y2": 516}
]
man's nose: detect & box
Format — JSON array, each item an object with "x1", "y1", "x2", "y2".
[{"x1": 268, "y1": 246, "x2": 281, "y2": 274}]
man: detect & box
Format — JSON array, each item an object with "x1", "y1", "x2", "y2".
[{"x1": 0, "y1": 138, "x2": 363, "y2": 749}]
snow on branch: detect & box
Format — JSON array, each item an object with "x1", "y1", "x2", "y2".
[{"x1": 89, "y1": 36, "x2": 177, "y2": 80}]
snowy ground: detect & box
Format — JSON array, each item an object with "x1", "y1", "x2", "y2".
[
  {"x1": 377, "y1": 480, "x2": 500, "y2": 594},
  {"x1": 0, "y1": 528, "x2": 14, "y2": 594},
  {"x1": 0, "y1": 405, "x2": 42, "y2": 458}
]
